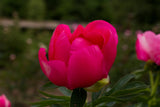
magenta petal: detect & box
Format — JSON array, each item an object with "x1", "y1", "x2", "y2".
[
  {"x1": 143, "y1": 31, "x2": 160, "y2": 53},
  {"x1": 154, "y1": 53, "x2": 160, "y2": 65},
  {"x1": 143, "y1": 31, "x2": 160, "y2": 64},
  {"x1": 70, "y1": 38, "x2": 91, "y2": 53},
  {"x1": 85, "y1": 20, "x2": 118, "y2": 45},
  {"x1": 136, "y1": 34, "x2": 150, "y2": 61},
  {"x1": 38, "y1": 48, "x2": 67, "y2": 86},
  {"x1": 54, "y1": 32, "x2": 71, "y2": 64},
  {"x1": 68, "y1": 45, "x2": 104, "y2": 89},
  {"x1": 48, "y1": 24, "x2": 71, "y2": 60},
  {"x1": 136, "y1": 31, "x2": 160, "y2": 63},
  {"x1": 71, "y1": 25, "x2": 84, "y2": 42},
  {"x1": 154, "y1": 34, "x2": 160, "y2": 65},
  {"x1": 0, "y1": 95, "x2": 11, "y2": 107},
  {"x1": 83, "y1": 32, "x2": 104, "y2": 49},
  {"x1": 102, "y1": 32, "x2": 117, "y2": 75}
]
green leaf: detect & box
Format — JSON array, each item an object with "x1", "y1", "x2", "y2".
[
  {"x1": 41, "y1": 81, "x2": 59, "y2": 90},
  {"x1": 123, "y1": 81, "x2": 148, "y2": 89},
  {"x1": 58, "y1": 87, "x2": 72, "y2": 96},
  {"x1": 127, "y1": 103, "x2": 148, "y2": 107},
  {"x1": 32, "y1": 91, "x2": 70, "y2": 107},
  {"x1": 112, "y1": 88, "x2": 149, "y2": 99},
  {"x1": 70, "y1": 88, "x2": 87, "y2": 107},
  {"x1": 92, "y1": 90, "x2": 102, "y2": 102},
  {"x1": 106, "y1": 74, "x2": 135, "y2": 96},
  {"x1": 31, "y1": 99, "x2": 70, "y2": 107},
  {"x1": 39, "y1": 91, "x2": 70, "y2": 101},
  {"x1": 92, "y1": 96, "x2": 124, "y2": 106},
  {"x1": 132, "y1": 69, "x2": 145, "y2": 79},
  {"x1": 110, "y1": 81, "x2": 149, "y2": 102},
  {"x1": 51, "y1": 104, "x2": 63, "y2": 107}
]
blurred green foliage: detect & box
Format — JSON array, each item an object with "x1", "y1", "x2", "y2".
[
  {"x1": 0, "y1": 19, "x2": 52, "y2": 106},
  {"x1": 27, "y1": 0, "x2": 45, "y2": 20},
  {"x1": 0, "y1": 0, "x2": 160, "y2": 28}
]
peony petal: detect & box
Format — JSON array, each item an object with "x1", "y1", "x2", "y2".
[
  {"x1": 38, "y1": 48, "x2": 67, "y2": 86},
  {"x1": 136, "y1": 33, "x2": 150, "y2": 61},
  {"x1": 102, "y1": 32, "x2": 117, "y2": 75},
  {"x1": 0, "y1": 95, "x2": 11, "y2": 107},
  {"x1": 154, "y1": 53, "x2": 160, "y2": 65},
  {"x1": 157, "y1": 34, "x2": 160, "y2": 38},
  {"x1": 0, "y1": 96, "x2": 5, "y2": 107},
  {"x1": 54, "y1": 31, "x2": 71, "y2": 64},
  {"x1": 83, "y1": 31, "x2": 104, "y2": 49},
  {"x1": 70, "y1": 37, "x2": 91, "y2": 53},
  {"x1": 138, "y1": 31, "x2": 160, "y2": 63},
  {"x1": 68, "y1": 45, "x2": 104, "y2": 89},
  {"x1": 48, "y1": 24, "x2": 71, "y2": 60},
  {"x1": 85, "y1": 20, "x2": 118, "y2": 45},
  {"x1": 142, "y1": 31, "x2": 159, "y2": 47},
  {"x1": 70, "y1": 25, "x2": 84, "y2": 42},
  {"x1": 143, "y1": 31, "x2": 160, "y2": 53},
  {"x1": 154, "y1": 34, "x2": 160, "y2": 65}
]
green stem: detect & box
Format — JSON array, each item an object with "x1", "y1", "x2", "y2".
[
  {"x1": 70, "y1": 88, "x2": 87, "y2": 107},
  {"x1": 148, "y1": 71, "x2": 160, "y2": 107},
  {"x1": 151, "y1": 72, "x2": 160, "y2": 96},
  {"x1": 149, "y1": 70, "x2": 154, "y2": 91}
]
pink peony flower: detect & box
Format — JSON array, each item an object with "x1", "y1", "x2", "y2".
[
  {"x1": 0, "y1": 94, "x2": 11, "y2": 107},
  {"x1": 136, "y1": 31, "x2": 160, "y2": 65},
  {"x1": 38, "y1": 20, "x2": 118, "y2": 90}
]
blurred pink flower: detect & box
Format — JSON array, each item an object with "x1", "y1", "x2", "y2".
[
  {"x1": 0, "y1": 94, "x2": 11, "y2": 107},
  {"x1": 136, "y1": 31, "x2": 160, "y2": 65},
  {"x1": 38, "y1": 20, "x2": 118, "y2": 89},
  {"x1": 124, "y1": 29, "x2": 131, "y2": 37},
  {"x1": 9, "y1": 54, "x2": 16, "y2": 61}
]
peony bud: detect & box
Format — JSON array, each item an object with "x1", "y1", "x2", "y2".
[{"x1": 38, "y1": 20, "x2": 118, "y2": 90}]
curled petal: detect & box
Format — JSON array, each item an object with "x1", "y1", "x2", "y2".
[
  {"x1": 68, "y1": 45, "x2": 104, "y2": 89},
  {"x1": 38, "y1": 48, "x2": 67, "y2": 86},
  {"x1": 85, "y1": 20, "x2": 118, "y2": 45},
  {"x1": 71, "y1": 25, "x2": 84, "y2": 42},
  {"x1": 54, "y1": 32, "x2": 71, "y2": 64},
  {"x1": 102, "y1": 32, "x2": 117, "y2": 74},
  {"x1": 48, "y1": 24, "x2": 71, "y2": 60},
  {"x1": 83, "y1": 32, "x2": 104, "y2": 49}
]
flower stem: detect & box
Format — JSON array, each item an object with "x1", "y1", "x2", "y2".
[
  {"x1": 70, "y1": 88, "x2": 87, "y2": 107},
  {"x1": 149, "y1": 70, "x2": 154, "y2": 91},
  {"x1": 148, "y1": 71, "x2": 160, "y2": 107},
  {"x1": 151, "y1": 72, "x2": 160, "y2": 96}
]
